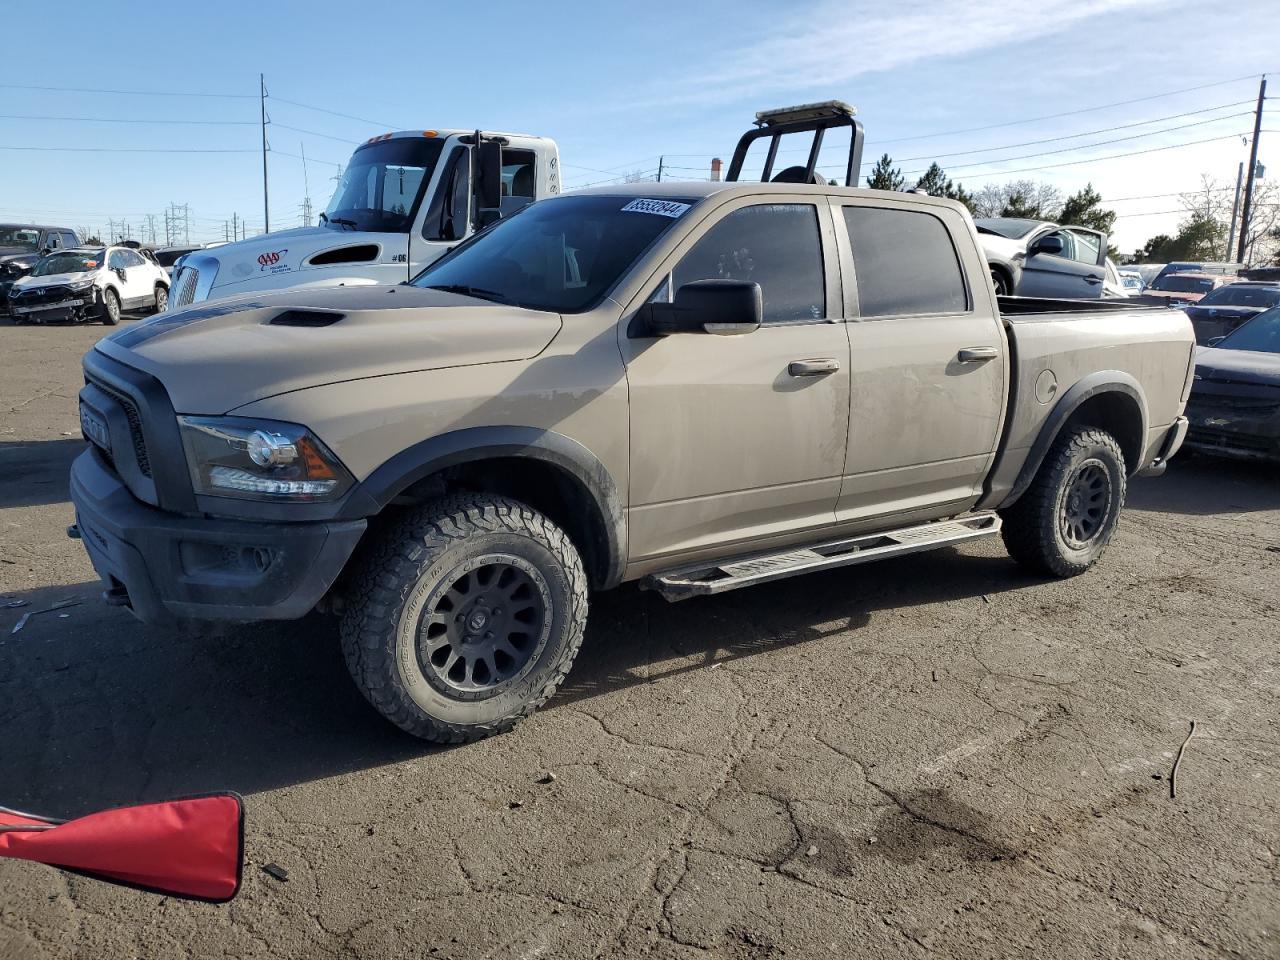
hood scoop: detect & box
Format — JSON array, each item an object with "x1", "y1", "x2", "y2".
[
  {"x1": 267, "y1": 309, "x2": 345, "y2": 327},
  {"x1": 307, "y1": 244, "x2": 380, "y2": 266}
]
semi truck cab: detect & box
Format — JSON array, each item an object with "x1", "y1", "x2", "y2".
[{"x1": 169, "y1": 129, "x2": 560, "y2": 308}]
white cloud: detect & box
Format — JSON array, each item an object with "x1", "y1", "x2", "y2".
[{"x1": 648, "y1": 0, "x2": 1165, "y2": 109}]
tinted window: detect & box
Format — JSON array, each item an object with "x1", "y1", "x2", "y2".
[
  {"x1": 1218, "y1": 307, "x2": 1280, "y2": 353},
  {"x1": 1197, "y1": 284, "x2": 1280, "y2": 308},
  {"x1": 412, "y1": 194, "x2": 691, "y2": 313},
  {"x1": 1153, "y1": 276, "x2": 1214, "y2": 293},
  {"x1": 672, "y1": 204, "x2": 825, "y2": 323},
  {"x1": 843, "y1": 206, "x2": 967, "y2": 317}
]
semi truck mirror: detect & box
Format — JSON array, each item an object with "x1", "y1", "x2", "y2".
[{"x1": 475, "y1": 140, "x2": 504, "y2": 228}]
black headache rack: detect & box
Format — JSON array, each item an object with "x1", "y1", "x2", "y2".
[{"x1": 726, "y1": 100, "x2": 865, "y2": 187}]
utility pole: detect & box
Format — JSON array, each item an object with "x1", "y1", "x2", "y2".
[
  {"x1": 260, "y1": 73, "x2": 270, "y2": 234},
  {"x1": 301, "y1": 141, "x2": 312, "y2": 227},
  {"x1": 1226, "y1": 161, "x2": 1244, "y2": 260},
  {"x1": 232, "y1": 211, "x2": 239, "y2": 242},
  {"x1": 656, "y1": 156, "x2": 664, "y2": 183},
  {"x1": 1236, "y1": 75, "x2": 1266, "y2": 264}
]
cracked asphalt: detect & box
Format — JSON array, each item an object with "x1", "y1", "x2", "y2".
[{"x1": 1, "y1": 319, "x2": 1277, "y2": 960}]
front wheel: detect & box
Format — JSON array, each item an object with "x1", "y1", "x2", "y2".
[
  {"x1": 101, "y1": 288, "x2": 121, "y2": 326},
  {"x1": 999, "y1": 425, "x2": 1127, "y2": 577},
  {"x1": 340, "y1": 494, "x2": 588, "y2": 743},
  {"x1": 153, "y1": 284, "x2": 168, "y2": 314},
  {"x1": 990, "y1": 267, "x2": 1011, "y2": 297}
]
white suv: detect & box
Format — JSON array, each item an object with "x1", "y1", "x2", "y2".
[{"x1": 7, "y1": 245, "x2": 170, "y2": 325}]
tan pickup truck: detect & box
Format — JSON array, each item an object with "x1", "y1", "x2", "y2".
[{"x1": 69, "y1": 108, "x2": 1195, "y2": 742}]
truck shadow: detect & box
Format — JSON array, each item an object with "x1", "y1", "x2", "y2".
[
  {"x1": 0, "y1": 549, "x2": 1042, "y2": 816},
  {"x1": 0, "y1": 438, "x2": 84, "y2": 509},
  {"x1": 1128, "y1": 454, "x2": 1280, "y2": 516}
]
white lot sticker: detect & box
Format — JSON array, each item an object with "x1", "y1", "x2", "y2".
[{"x1": 621, "y1": 198, "x2": 691, "y2": 218}]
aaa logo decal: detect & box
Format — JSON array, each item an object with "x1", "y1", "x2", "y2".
[{"x1": 257, "y1": 249, "x2": 288, "y2": 269}]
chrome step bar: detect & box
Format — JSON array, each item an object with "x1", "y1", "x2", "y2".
[{"x1": 642, "y1": 513, "x2": 1002, "y2": 601}]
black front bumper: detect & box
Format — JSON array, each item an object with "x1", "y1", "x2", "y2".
[{"x1": 70, "y1": 450, "x2": 366, "y2": 623}]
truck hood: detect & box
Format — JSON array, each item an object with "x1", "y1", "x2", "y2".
[
  {"x1": 1194, "y1": 345, "x2": 1280, "y2": 386},
  {"x1": 190, "y1": 225, "x2": 409, "y2": 292},
  {"x1": 94, "y1": 284, "x2": 563, "y2": 413}
]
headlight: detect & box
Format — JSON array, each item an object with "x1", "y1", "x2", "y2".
[
  {"x1": 178, "y1": 416, "x2": 354, "y2": 501},
  {"x1": 68, "y1": 277, "x2": 96, "y2": 292}
]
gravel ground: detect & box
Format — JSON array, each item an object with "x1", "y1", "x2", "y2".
[{"x1": 1, "y1": 317, "x2": 1277, "y2": 960}]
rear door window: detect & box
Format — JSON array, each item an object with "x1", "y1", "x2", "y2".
[
  {"x1": 842, "y1": 205, "x2": 968, "y2": 317},
  {"x1": 672, "y1": 203, "x2": 825, "y2": 323}
]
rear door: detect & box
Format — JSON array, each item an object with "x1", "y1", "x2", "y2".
[
  {"x1": 833, "y1": 198, "x2": 1007, "y2": 525},
  {"x1": 1018, "y1": 226, "x2": 1108, "y2": 298},
  {"x1": 622, "y1": 198, "x2": 851, "y2": 562}
]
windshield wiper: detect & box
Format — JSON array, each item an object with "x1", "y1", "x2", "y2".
[
  {"x1": 321, "y1": 213, "x2": 359, "y2": 231},
  {"x1": 423, "y1": 284, "x2": 513, "y2": 305}
]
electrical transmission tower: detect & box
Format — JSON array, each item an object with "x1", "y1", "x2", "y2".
[
  {"x1": 144, "y1": 214, "x2": 158, "y2": 245},
  {"x1": 301, "y1": 142, "x2": 313, "y2": 227},
  {"x1": 164, "y1": 203, "x2": 190, "y2": 245}
]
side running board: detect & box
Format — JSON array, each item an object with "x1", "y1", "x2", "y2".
[{"x1": 642, "y1": 513, "x2": 1001, "y2": 601}]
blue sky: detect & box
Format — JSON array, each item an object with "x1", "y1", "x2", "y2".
[{"x1": 1, "y1": 0, "x2": 1277, "y2": 251}]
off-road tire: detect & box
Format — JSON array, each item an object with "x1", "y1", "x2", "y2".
[
  {"x1": 999, "y1": 426, "x2": 1127, "y2": 577},
  {"x1": 153, "y1": 284, "x2": 168, "y2": 314},
  {"x1": 340, "y1": 494, "x2": 588, "y2": 743},
  {"x1": 102, "y1": 288, "x2": 121, "y2": 326}
]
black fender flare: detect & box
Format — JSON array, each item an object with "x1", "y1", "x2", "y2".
[
  {"x1": 341, "y1": 426, "x2": 627, "y2": 589},
  {"x1": 1000, "y1": 371, "x2": 1148, "y2": 508}
]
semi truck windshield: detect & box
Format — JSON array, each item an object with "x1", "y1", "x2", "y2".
[{"x1": 322, "y1": 138, "x2": 447, "y2": 234}]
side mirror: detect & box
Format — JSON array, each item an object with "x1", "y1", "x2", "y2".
[
  {"x1": 474, "y1": 139, "x2": 504, "y2": 226},
  {"x1": 115, "y1": 267, "x2": 127, "y2": 282},
  {"x1": 1032, "y1": 235, "x2": 1064, "y2": 256},
  {"x1": 638, "y1": 279, "x2": 763, "y2": 337},
  {"x1": 40, "y1": 247, "x2": 51, "y2": 256}
]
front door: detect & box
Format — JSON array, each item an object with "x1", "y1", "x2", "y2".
[
  {"x1": 833, "y1": 199, "x2": 1007, "y2": 524},
  {"x1": 1018, "y1": 226, "x2": 1107, "y2": 299},
  {"x1": 622, "y1": 199, "x2": 851, "y2": 563}
]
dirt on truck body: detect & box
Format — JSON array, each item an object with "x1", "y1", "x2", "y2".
[{"x1": 68, "y1": 104, "x2": 1196, "y2": 742}]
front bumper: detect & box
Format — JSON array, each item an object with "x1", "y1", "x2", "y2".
[{"x1": 70, "y1": 449, "x2": 366, "y2": 623}]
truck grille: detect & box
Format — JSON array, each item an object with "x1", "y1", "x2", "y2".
[
  {"x1": 85, "y1": 374, "x2": 152, "y2": 477},
  {"x1": 172, "y1": 266, "x2": 199, "y2": 307}
]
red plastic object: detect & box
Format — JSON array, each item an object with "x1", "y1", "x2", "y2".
[{"x1": 0, "y1": 793, "x2": 244, "y2": 902}]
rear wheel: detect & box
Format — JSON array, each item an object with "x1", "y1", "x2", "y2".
[
  {"x1": 153, "y1": 284, "x2": 168, "y2": 314},
  {"x1": 999, "y1": 425, "x2": 1127, "y2": 577},
  {"x1": 340, "y1": 494, "x2": 588, "y2": 743},
  {"x1": 101, "y1": 289, "x2": 121, "y2": 326},
  {"x1": 990, "y1": 267, "x2": 1012, "y2": 296}
]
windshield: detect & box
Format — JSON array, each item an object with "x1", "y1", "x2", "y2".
[
  {"x1": 974, "y1": 217, "x2": 1041, "y2": 239},
  {"x1": 155, "y1": 248, "x2": 197, "y2": 267},
  {"x1": 1196, "y1": 284, "x2": 1280, "y2": 309},
  {"x1": 1217, "y1": 307, "x2": 1280, "y2": 353},
  {"x1": 411, "y1": 194, "x2": 695, "y2": 313},
  {"x1": 323, "y1": 137, "x2": 446, "y2": 233},
  {"x1": 31, "y1": 250, "x2": 102, "y2": 277},
  {"x1": 1151, "y1": 275, "x2": 1214, "y2": 293},
  {"x1": 0, "y1": 226, "x2": 40, "y2": 250}
]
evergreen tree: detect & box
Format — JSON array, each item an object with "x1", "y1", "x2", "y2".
[
  {"x1": 866, "y1": 153, "x2": 905, "y2": 191},
  {"x1": 914, "y1": 162, "x2": 975, "y2": 213},
  {"x1": 1058, "y1": 183, "x2": 1117, "y2": 235}
]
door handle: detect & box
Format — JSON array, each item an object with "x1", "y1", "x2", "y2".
[
  {"x1": 788, "y1": 358, "x2": 841, "y2": 377},
  {"x1": 957, "y1": 346, "x2": 998, "y2": 363},
  {"x1": 1084, "y1": 274, "x2": 1103, "y2": 284}
]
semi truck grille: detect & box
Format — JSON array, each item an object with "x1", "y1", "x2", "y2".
[{"x1": 172, "y1": 266, "x2": 199, "y2": 307}]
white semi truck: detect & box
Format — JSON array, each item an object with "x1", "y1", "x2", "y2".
[{"x1": 170, "y1": 129, "x2": 560, "y2": 308}]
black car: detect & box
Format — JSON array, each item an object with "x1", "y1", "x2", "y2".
[
  {"x1": 0, "y1": 224, "x2": 82, "y2": 314},
  {"x1": 1184, "y1": 306, "x2": 1280, "y2": 461},
  {"x1": 1184, "y1": 281, "x2": 1280, "y2": 344}
]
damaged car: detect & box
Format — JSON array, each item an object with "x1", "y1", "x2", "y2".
[
  {"x1": 7, "y1": 245, "x2": 169, "y2": 325},
  {"x1": 1184, "y1": 306, "x2": 1280, "y2": 461}
]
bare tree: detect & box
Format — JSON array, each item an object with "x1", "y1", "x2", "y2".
[
  {"x1": 1177, "y1": 174, "x2": 1280, "y2": 264},
  {"x1": 971, "y1": 180, "x2": 1064, "y2": 220}
]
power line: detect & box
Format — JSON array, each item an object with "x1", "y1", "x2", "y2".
[
  {"x1": 887, "y1": 112, "x2": 1252, "y2": 176},
  {"x1": 0, "y1": 82, "x2": 253, "y2": 98},
  {"x1": 0, "y1": 113, "x2": 255, "y2": 125},
  {"x1": 268, "y1": 96, "x2": 397, "y2": 130},
  {"x1": 874, "y1": 73, "x2": 1267, "y2": 145},
  {"x1": 900, "y1": 130, "x2": 1250, "y2": 180},
  {"x1": 272, "y1": 122, "x2": 358, "y2": 144},
  {"x1": 0, "y1": 144, "x2": 255, "y2": 153},
  {"x1": 271, "y1": 147, "x2": 345, "y2": 168}
]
